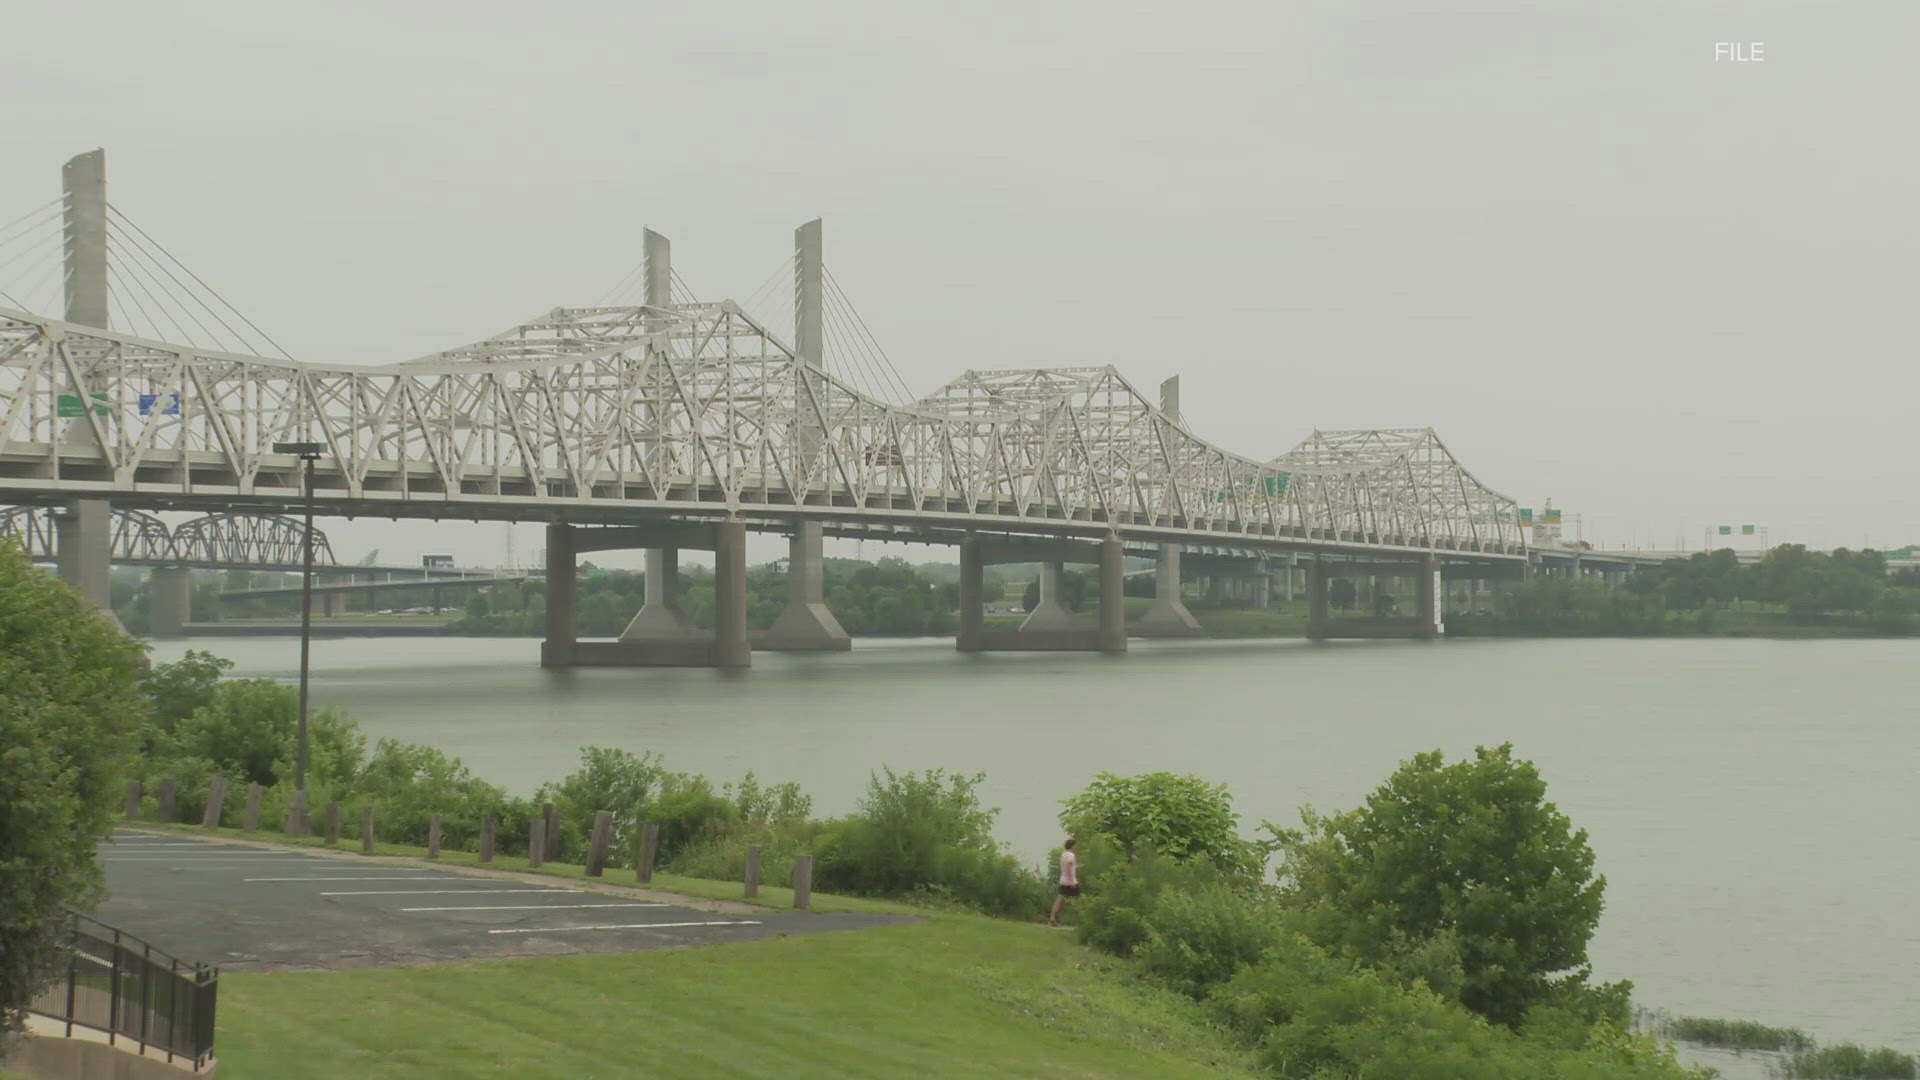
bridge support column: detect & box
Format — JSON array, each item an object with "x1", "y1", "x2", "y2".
[
  {"x1": 1097, "y1": 537, "x2": 1126, "y2": 654},
  {"x1": 1249, "y1": 572, "x2": 1271, "y2": 610},
  {"x1": 1020, "y1": 562, "x2": 1075, "y2": 631},
  {"x1": 957, "y1": 535, "x2": 984, "y2": 652},
  {"x1": 55, "y1": 498, "x2": 115, "y2": 619},
  {"x1": 756, "y1": 522, "x2": 850, "y2": 651},
  {"x1": 1282, "y1": 554, "x2": 1297, "y2": 603},
  {"x1": 323, "y1": 590, "x2": 341, "y2": 617},
  {"x1": 1416, "y1": 556, "x2": 1443, "y2": 639},
  {"x1": 149, "y1": 566, "x2": 192, "y2": 637},
  {"x1": 623, "y1": 549, "x2": 694, "y2": 642},
  {"x1": 540, "y1": 522, "x2": 577, "y2": 667},
  {"x1": 1132, "y1": 544, "x2": 1201, "y2": 637},
  {"x1": 1306, "y1": 559, "x2": 1329, "y2": 640},
  {"x1": 712, "y1": 521, "x2": 751, "y2": 668}
]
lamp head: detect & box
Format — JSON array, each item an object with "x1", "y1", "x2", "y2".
[{"x1": 273, "y1": 441, "x2": 325, "y2": 459}]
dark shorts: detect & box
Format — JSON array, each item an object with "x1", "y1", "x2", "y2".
[{"x1": 1057, "y1": 884, "x2": 1080, "y2": 898}]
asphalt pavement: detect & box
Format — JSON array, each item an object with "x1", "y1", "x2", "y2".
[{"x1": 97, "y1": 831, "x2": 911, "y2": 971}]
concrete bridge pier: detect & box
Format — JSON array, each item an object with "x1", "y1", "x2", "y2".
[
  {"x1": 958, "y1": 535, "x2": 1125, "y2": 654},
  {"x1": 623, "y1": 548, "x2": 695, "y2": 642},
  {"x1": 756, "y1": 521, "x2": 850, "y2": 651},
  {"x1": 544, "y1": 520, "x2": 749, "y2": 668},
  {"x1": 55, "y1": 498, "x2": 118, "y2": 625},
  {"x1": 1306, "y1": 559, "x2": 1330, "y2": 639},
  {"x1": 1019, "y1": 562, "x2": 1075, "y2": 632},
  {"x1": 149, "y1": 565, "x2": 192, "y2": 637},
  {"x1": 1132, "y1": 544, "x2": 1202, "y2": 637}
]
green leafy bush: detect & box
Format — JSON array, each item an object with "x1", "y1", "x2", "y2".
[
  {"x1": 1784, "y1": 1044, "x2": 1918, "y2": 1079},
  {"x1": 534, "y1": 746, "x2": 667, "y2": 864},
  {"x1": 1061, "y1": 771, "x2": 1252, "y2": 869},
  {"x1": 1271, "y1": 743, "x2": 1614, "y2": 1027},
  {"x1": 1135, "y1": 882, "x2": 1286, "y2": 998}
]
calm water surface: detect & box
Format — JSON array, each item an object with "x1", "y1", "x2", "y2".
[{"x1": 154, "y1": 635, "x2": 1920, "y2": 1058}]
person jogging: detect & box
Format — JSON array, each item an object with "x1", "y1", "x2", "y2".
[{"x1": 1047, "y1": 838, "x2": 1079, "y2": 926}]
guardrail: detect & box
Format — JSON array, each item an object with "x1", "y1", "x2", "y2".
[{"x1": 27, "y1": 913, "x2": 218, "y2": 1071}]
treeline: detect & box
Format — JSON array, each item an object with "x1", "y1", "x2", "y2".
[
  {"x1": 1456, "y1": 545, "x2": 1920, "y2": 637},
  {"x1": 448, "y1": 557, "x2": 1012, "y2": 637}
]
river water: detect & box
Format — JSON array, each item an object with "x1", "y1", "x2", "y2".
[{"x1": 152, "y1": 634, "x2": 1919, "y2": 1062}]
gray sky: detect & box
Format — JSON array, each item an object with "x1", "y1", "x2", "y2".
[{"x1": 6, "y1": 0, "x2": 1915, "y2": 565}]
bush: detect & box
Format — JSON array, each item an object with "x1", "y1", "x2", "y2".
[
  {"x1": 1212, "y1": 940, "x2": 1695, "y2": 1079},
  {"x1": 811, "y1": 768, "x2": 1045, "y2": 915},
  {"x1": 534, "y1": 747, "x2": 667, "y2": 866},
  {"x1": 1060, "y1": 771, "x2": 1254, "y2": 871},
  {"x1": 1785, "y1": 1044, "x2": 1918, "y2": 1079},
  {"x1": 1075, "y1": 840, "x2": 1239, "y2": 957},
  {"x1": 1271, "y1": 743, "x2": 1612, "y2": 1027},
  {"x1": 1654, "y1": 1014, "x2": 1814, "y2": 1052},
  {"x1": 647, "y1": 773, "x2": 738, "y2": 864},
  {"x1": 1135, "y1": 883, "x2": 1286, "y2": 998}
]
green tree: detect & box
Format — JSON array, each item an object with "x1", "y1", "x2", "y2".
[
  {"x1": 1329, "y1": 577, "x2": 1358, "y2": 610},
  {"x1": 1061, "y1": 771, "x2": 1249, "y2": 867},
  {"x1": 534, "y1": 746, "x2": 667, "y2": 860},
  {"x1": 1271, "y1": 743, "x2": 1613, "y2": 1028},
  {"x1": 165, "y1": 678, "x2": 361, "y2": 788},
  {"x1": 1, "y1": 539, "x2": 149, "y2": 1042},
  {"x1": 140, "y1": 649, "x2": 233, "y2": 741}
]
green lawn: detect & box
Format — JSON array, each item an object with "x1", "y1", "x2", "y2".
[{"x1": 215, "y1": 916, "x2": 1257, "y2": 1079}]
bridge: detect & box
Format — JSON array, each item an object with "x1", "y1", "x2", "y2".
[{"x1": 2, "y1": 150, "x2": 1559, "y2": 664}]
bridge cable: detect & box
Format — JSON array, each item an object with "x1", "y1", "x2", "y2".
[
  {"x1": 822, "y1": 272, "x2": 911, "y2": 403},
  {"x1": 106, "y1": 204, "x2": 295, "y2": 360},
  {"x1": 105, "y1": 220, "x2": 231, "y2": 350},
  {"x1": 825, "y1": 285, "x2": 900, "y2": 403},
  {"x1": 0, "y1": 215, "x2": 64, "y2": 285},
  {"x1": 112, "y1": 249, "x2": 203, "y2": 347},
  {"x1": 818, "y1": 286, "x2": 892, "y2": 402},
  {"x1": 0, "y1": 230, "x2": 68, "y2": 318},
  {"x1": 104, "y1": 260, "x2": 165, "y2": 341},
  {"x1": 670, "y1": 268, "x2": 699, "y2": 305},
  {"x1": 823, "y1": 267, "x2": 913, "y2": 402},
  {"x1": 593, "y1": 259, "x2": 646, "y2": 307},
  {"x1": 0, "y1": 199, "x2": 61, "y2": 250},
  {"x1": 107, "y1": 206, "x2": 279, "y2": 357}
]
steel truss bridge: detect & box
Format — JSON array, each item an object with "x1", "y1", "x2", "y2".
[
  {"x1": 0, "y1": 302, "x2": 1524, "y2": 563},
  {"x1": 0, "y1": 504, "x2": 335, "y2": 570}
]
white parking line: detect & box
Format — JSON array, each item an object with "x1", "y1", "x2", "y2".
[
  {"x1": 243, "y1": 868, "x2": 468, "y2": 880},
  {"x1": 100, "y1": 857, "x2": 334, "y2": 862},
  {"x1": 320, "y1": 889, "x2": 582, "y2": 897},
  {"x1": 399, "y1": 903, "x2": 672, "y2": 912},
  {"x1": 487, "y1": 920, "x2": 761, "y2": 935}
]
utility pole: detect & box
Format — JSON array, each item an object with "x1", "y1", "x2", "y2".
[{"x1": 273, "y1": 440, "x2": 324, "y2": 835}]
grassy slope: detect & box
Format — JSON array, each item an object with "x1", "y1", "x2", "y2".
[{"x1": 215, "y1": 916, "x2": 1257, "y2": 1080}]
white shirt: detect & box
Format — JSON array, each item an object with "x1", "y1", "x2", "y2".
[{"x1": 1059, "y1": 849, "x2": 1077, "y2": 886}]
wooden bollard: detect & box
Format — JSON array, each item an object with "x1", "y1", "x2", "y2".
[
  {"x1": 635, "y1": 823, "x2": 659, "y2": 884},
  {"x1": 242, "y1": 784, "x2": 263, "y2": 831},
  {"x1": 744, "y1": 844, "x2": 761, "y2": 899},
  {"x1": 792, "y1": 854, "x2": 813, "y2": 910},
  {"x1": 157, "y1": 779, "x2": 177, "y2": 823},
  {"x1": 527, "y1": 818, "x2": 545, "y2": 869},
  {"x1": 125, "y1": 780, "x2": 143, "y2": 821},
  {"x1": 427, "y1": 815, "x2": 443, "y2": 859},
  {"x1": 542, "y1": 803, "x2": 561, "y2": 863},
  {"x1": 324, "y1": 801, "x2": 341, "y2": 846},
  {"x1": 361, "y1": 806, "x2": 376, "y2": 854},
  {"x1": 479, "y1": 816, "x2": 496, "y2": 863},
  {"x1": 586, "y1": 811, "x2": 612, "y2": 877},
  {"x1": 202, "y1": 778, "x2": 227, "y2": 829}
]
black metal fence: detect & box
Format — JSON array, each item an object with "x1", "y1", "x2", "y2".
[{"x1": 27, "y1": 913, "x2": 218, "y2": 1071}]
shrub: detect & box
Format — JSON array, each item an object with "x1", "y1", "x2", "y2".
[
  {"x1": 1075, "y1": 840, "x2": 1240, "y2": 958},
  {"x1": 534, "y1": 747, "x2": 668, "y2": 864},
  {"x1": 1212, "y1": 940, "x2": 1695, "y2": 1079},
  {"x1": 647, "y1": 773, "x2": 738, "y2": 864},
  {"x1": 1784, "y1": 1044, "x2": 1918, "y2": 1079},
  {"x1": 1135, "y1": 882, "x2": 1286, "y2": 998},
  {"x1": 1061, "y1": 771, "x2": 1251, "y2": 870},
  {"x1": 1271, "y1": 743, "x2": 1611, "y2": 1027},
  {"x1": 1654, "y1": 1014, "x2": 1814, "y2": 1052}
]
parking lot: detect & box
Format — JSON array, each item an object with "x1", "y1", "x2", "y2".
[{"x1": 98, "y1": 832, "x2": 909, "y2": 971}]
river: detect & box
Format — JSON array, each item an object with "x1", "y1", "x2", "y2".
[{"x1": 151, "y1": 634, "x2": 1920, "y2": 1064}]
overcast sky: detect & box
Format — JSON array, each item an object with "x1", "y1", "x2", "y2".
[{"x1": 5, "y1": 1, "x2": 1915, "y2": 566}]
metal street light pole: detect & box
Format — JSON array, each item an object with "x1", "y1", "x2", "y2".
[{"x1": 274, "y1": 441, "x2": 324, "y2": 836}]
